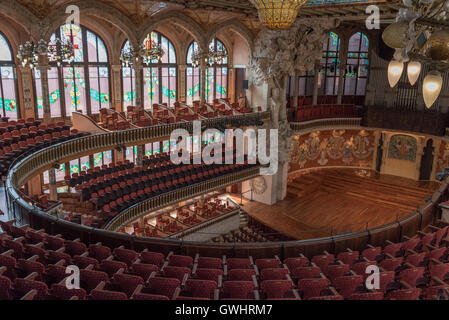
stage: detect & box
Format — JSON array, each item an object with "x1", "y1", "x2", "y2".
[{"x1": 232, "y1": 168, "x2": 440, "y2": 240}]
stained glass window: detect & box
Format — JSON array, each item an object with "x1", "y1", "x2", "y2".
[
  {"x1": 0, "y1": 32, "x2": 18, "y2": 119},
  {"x1": 186, "y1": 42, "x2": 201, "y2": 105},
  {"x1": 34, "y1": 24, "x2": 110, "y2": 118},
  {"x1": 206, "y1": 38, "x2": 228, "y2": 103},
  {"x1": 93, "y1": 150, "x2": 112, "y2": 167},
  {"x1": 319, "y1": 32, "x2": 341, "y2": 96},
  {"x1": 121, "y1": 41, "x2": 136, "y2": 108},
  {"x1": 344, "y1": 32, "x2": 369, "y2": 96}
]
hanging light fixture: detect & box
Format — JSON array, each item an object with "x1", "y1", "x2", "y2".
[
  {"x1": 423, "y1": 70, "x2": 443, "y2": 109},
  {"x1": 191, "y1": 49, "x2": 227, "y2": 68},
  {"x1": 407, "y1": 61, "x2": 421, "y2": 86},
  {"x1": 120, "y1": 44, "x2": 135, "y2": 68},
  {"x1": 17, "y1": 41, "x2": 39, "y2": 69},
  {"x1": 142, "y1": 35, "x2": 164, "y2": 65},
  {"x1": 250, "y1": 0, "x2": 308, "y2": 30},
  {"x1": 387, "y1": 60, "x2": 404, "y2": 88},
  {"x1": 47, "y1": 38, "x2": 75, "y2": 67}
]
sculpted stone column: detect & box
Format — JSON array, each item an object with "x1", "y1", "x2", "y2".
[
  {"x1": 178, "y1": 64, "x2": 187, "y2": 103},
  {"x1": 111, "y1": 65, "x2": 122, "y2": 112},
  {"x1": 136, "y1": 145, "x2": 144, "y2": 166},
  {"x1": 228, "y1": 67, "x2": 236, "y2": 103}
]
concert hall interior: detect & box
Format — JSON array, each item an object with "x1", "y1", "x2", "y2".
[{"x1": 2, "y1": 0, "x2": 449, "y2": 302}]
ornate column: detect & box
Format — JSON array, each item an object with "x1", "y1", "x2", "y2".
[
  {"x1": 136, "y1": 145, "x2": 144, "y2": 166},
  {"x1": 312, "y1": 60, "x2": 321, "y2": 105},
  {"x1": 337, "y1": 44, "x2": 348, "y2": 105},
  {"x1": 292, "y1": 72, "x2": 299, "y2": 108},
  {"x1": 48, "y1": 168, "x2": 57, "y2": 201},
  {"x1": 37, "y1": 54, "x2": 51, "y2": 122},
  {"x1": 18, "y1": 66, "x2": 36, "y2": 119},
  {"x1": 178, "y1": 64, "x2": 187, "y2": 103},
  {"x1": 200, "y1": 61, "x2": 207, "y2": 104},
  {"x1": 111, "y1": 64, "x2": 122, "y2": 112},
  {"x1": 228, "y1": 67, "x2": 236, "y2": 103},
  {"x1": 133, "y1": 61, "x2": 143, "y2": 107}
]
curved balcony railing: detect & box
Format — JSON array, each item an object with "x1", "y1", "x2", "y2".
[
  {"x1": 104, "y1": 166, "x2": 261, "y2": 231},
  {"x1": 5, "y1": 113, "x2": 449, "y2": 260}
]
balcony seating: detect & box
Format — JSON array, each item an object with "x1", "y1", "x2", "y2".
[
  {"x1": 294, "y1": 104, "x2": 358, "y2": 122},
  {"x1": 1, "y1": 217, "x2": 449, "y2": 300}
]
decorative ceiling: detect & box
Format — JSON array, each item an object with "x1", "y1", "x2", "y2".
[{"x1": 16, "y1": 0, "x2": 403, "y2": 20}]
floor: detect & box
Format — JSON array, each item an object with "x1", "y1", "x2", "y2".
[{"x1": 233, "y1": 168, "x2": 440, "y2": 240}]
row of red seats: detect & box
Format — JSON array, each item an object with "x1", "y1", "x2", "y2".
[
  {"x1": 295, "y1": 104, "x2": 357, "y2": 122},
  {"x1": 1, "y1": 219, "x2": 449, "y2": 300}
]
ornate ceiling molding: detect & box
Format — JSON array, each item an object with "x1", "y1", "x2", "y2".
[{"x1": 205, "y1": 18, "x2": 255, "y2": 52}]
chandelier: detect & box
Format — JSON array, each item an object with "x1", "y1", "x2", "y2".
[
  {"x1": 191, "y1": 49, "x2": 227, "y2": 68},
  {"x1": 250, "y1": 0, "x2": 308, "y2": 30},
  {"x1": 120, "y1": 36, "x2": 165, "y2": 68},
  {"x1": 383, "y1": 0, "x2": 449, "y2": 108},
  {"x1": 17, "y1": 38, "x2": 74, "y2": 69},
  {"x1": 17, "y1": 41, "x2": 39, "y2": 69},
  {"x1": 47, "y1": 38, "x2": 75, "y2": 66}
]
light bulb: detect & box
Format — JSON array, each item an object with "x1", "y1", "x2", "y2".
[
  {"x1": 388, "y1": 60, "x2": 404, "y2": 88},
  {"x1": 407, "y1": 61, "x2": 421, "y2": 86},
  {"x1": 423, "y1": 70, "x2": 443, "y2": 109}
]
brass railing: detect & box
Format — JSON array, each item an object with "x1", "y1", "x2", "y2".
[
  {"x1": 105, "y1": 166, "x2": 261, "y2": 231},
  {"x1": 290, "y1": 118, "x2": 362, "y2": 133},
  {"x1": 9, "y1": 112, "x2": 270, "y2": 186}
]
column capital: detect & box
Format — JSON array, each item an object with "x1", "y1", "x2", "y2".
[
  {"x1": 178, "y1": 64, "x2": 187, "y2": 71},
  {"x1": 111, "y1": 64, "x2": 122, "y2": 72}
]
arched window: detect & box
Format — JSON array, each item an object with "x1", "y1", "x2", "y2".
[
  {"x1": 186, "y1": 41, "x2": 200, "y2": 105},
  {"x1": 34, "y1": 24, "x2": 110, "y2": 118},
  {"x1": 318, "y1": 32, "x2": 340, "y2": 96},
  {"x1": 144, "y1": 31, "x2": 177, "y2": 108},
  {"x1": 207, "y1": 38, "x2": 228, "y2": 103},
  {"x1": 0, "y1": 32, "x2": 19, "y2": 120},
  {"x1": 344, "y1": 32, "x2": 369, "y2": 96}
]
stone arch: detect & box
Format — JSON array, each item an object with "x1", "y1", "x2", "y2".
[
  {"x1": 0, "y1": 0, "x2": 41, "y2": 40},
  {"x1": 138, "y1": 11, "x2": 207, "y2": 51},
  {"x1": 205, "y1": 19, "x2": 255, "y2": 53},
  {"x1": 41, "y1": 1, "x2": 138, "y2": 48}
]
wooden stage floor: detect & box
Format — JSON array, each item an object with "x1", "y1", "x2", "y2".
[{"x1": 232, "y1": 168, "x2": 440, "y2": 240}]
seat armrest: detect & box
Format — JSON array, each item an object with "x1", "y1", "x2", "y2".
[
  {"x1": 222, "y1": 255, "x2": 226, "y2": 265},
  {"x1": 329, "y1": 286, "x2": 339, "y2": 296},
  {"x1": 166, "y1": 251, "x2": 173, "y2": 260},
  {"x1": 131, "y1": 284, "x2": 144, "y2": 298},
  {"x1": 385, "y1": 253, "x2": 394, "y2": 259},
  {"x1": 172, "y1": 287, "x2": 181, "y2": 300},
  {"x1": 94, "y1": 281, "x2": 106, "y2": 291},
  {"x1": 253, "y1": 290, "x2": 260, "y2": 300},
  {"x1": 20, "y1": 290, "x2": 37, "y2": 300},
  {"x1": 286, "y1": 274, "x2": 295, "y2": 287},
  {"x1": 80, "y1": 252, "x2": 89, "y2": 257},
  {"x1": 85, "y1": 264, "x2": 94, "y2": 271},
  {"x1": 431, "y1": 258, "x2": 443, "y2": 265},
  {"x1": 253, "y1": 265, "x2": 259, "y2": 276},
  {"x1": 69, "y1": 296, "x2": 79, "y2": 300},
  {"x1": 367, "y1": 244, "x2": 375, "y2": 249},
  {"x1": 292, "y1": 288, "x2": 301, "y2": 300},
  {"x1": 25, "y1": 272, "x2": 39, "y2": 281},
  {"x1": 249, "y1": 256, "x2": 254, "y2": 265},
  {"x1": 194, "y1": 253, "x2": 199, "y2": 263},
  {"x1": 27, "y1": 255, "x2": 40, "y2": 262},
  {"x1": 385, "y1": 240, "x2": 394, "y2": 245},
  {"x1": 431, "y1": 276, "x2": 448, "y2": 286},
  {"x1": 0, "y1": 266, "x2": 6, "y2": 275},
  {"x1": 192, "y1": 262, "x2": 198, "y2": 275},
  {"x1": 213, "y1": 288, "x2": 220, "y2": 300},
  {"x1": 56, "y1": 247, "x2": 65, "y2": 253},
  {"x1": 181, "y1": 273, "x2": 189, "y2": 288},
  {"x1": 252, "y1": 274, "x2": 259, "y2": 289},
  {"x1": 1, "y1": 249, "x2": 14, "y2": 256},
  {"x1": 223, "y1": 265, "x2": 228, "y2": 277},
  {"x1": 160, "y1": 261, "x2": 168, "y2": 272}
]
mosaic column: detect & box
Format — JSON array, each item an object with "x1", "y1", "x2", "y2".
[
  {"x1": 17, "y1": 66, "x2": 35, "y2": 119},
  {"x1": 111, "y1": 64, "x2": 122, "y2": 112},
  {"x1": 200, "y1": 61, "x2": 207, "y2": 104},
  {"x1": 178, "y1": 64, "x2": 187, "y2": 103},
  {"x1": 37, "y1": 55, "x2": 51, "y2": 122}
]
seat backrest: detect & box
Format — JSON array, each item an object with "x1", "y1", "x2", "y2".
[
  {"x1": 261, "y1": 280, "x2": 292, "y2": 299},
  {"x1": 298, "y1": 278, "x2": 330, "y2": 300},
  {"x1": 222, "y1": 281, "x2": 254, "y2": 299},
  {"x1": 148, "y1": 276, "x2": 180, "y2": 298},
  {"x1": 185, "y1": 279, "x2": 217, "y2": 298}
]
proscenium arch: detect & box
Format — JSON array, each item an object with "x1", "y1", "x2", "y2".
[
  {"x1": 138, "y1": 11, "x2": 207, "y2": 51},
  {"x1": 41, "y1": 1, "x2": 139, "y2": 49},
  {"x1": 205, "y1": 19, "x2": 255, "y2": 53}
]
